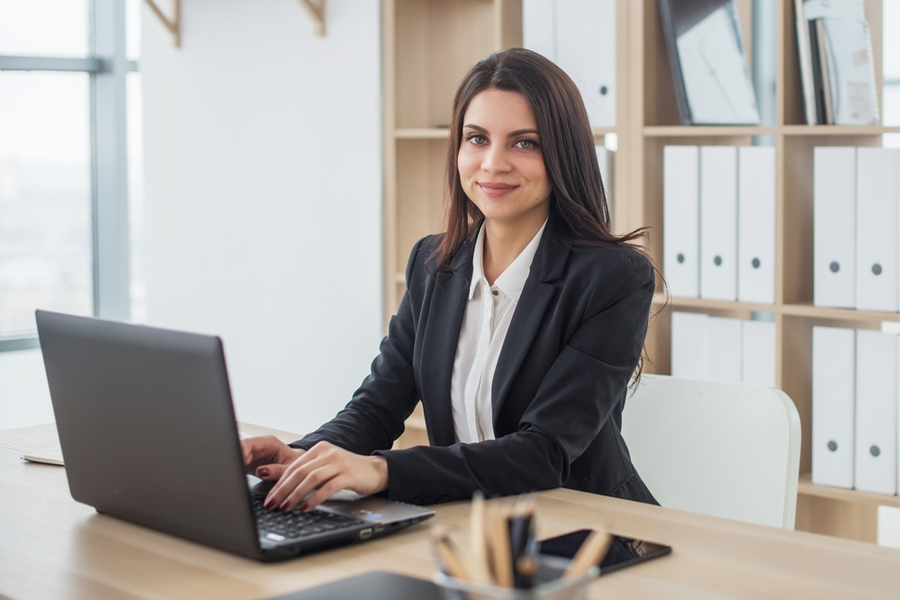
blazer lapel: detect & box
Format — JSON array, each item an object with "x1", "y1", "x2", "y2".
[
  {"x1": 419, "y1": 239, "x2": 474, "y2": 447},
  {"x1": 491, "y1": 221, "x2": 570, "y2": 418}
]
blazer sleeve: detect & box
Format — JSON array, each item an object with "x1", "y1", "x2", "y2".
[
  {"x1": 376, "y1": 250, "x2": 654, "y2": 505},
  {"x1": 289, "y1": 238, "x2": 429, "y2": 455}
]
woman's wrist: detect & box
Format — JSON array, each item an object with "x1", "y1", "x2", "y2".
[{"x1": 368, "y1": 455, "x2": 389, "y2": 494}]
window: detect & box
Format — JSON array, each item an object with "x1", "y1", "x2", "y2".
[{"x1": 0, "y1": 0, "x2": 143, "y2": 351}]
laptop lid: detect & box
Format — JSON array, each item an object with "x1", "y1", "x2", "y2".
[{"x1": 36, "y1": 310, "x2": 264, "y2": 559}]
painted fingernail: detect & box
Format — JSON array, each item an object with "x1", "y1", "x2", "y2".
[
  {"x1": 300, "y1": 503, "x2": 309, "y2": 513},
  {"x1": 264, "y1": 497, "x2": 276, "y2": 510},
  {"x1": 280, "y1": 500, "x2": 291, "y2": 512},
  {"x1": 257, "y1": 467, "x2": 270, "y2": 477}
]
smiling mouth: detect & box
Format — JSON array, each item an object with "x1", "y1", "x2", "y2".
[{"x1": 478, "y1": 182, "x2": 518, "y2": 197}]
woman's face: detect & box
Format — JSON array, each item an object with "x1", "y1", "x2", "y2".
[{"x1": 457, "y1": 89, "x2": 552, "y2": 235}]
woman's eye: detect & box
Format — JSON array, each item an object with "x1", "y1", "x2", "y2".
[
  {"x1": 516, "y1": 139, "x2": 538, "y2": 149},
  {"x1": 465, "y1": 133, "x2": 487, "y2": 145}
]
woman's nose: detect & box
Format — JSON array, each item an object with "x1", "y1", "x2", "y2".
[{"x1": 481, "y1": 145, "x2": 511, "y2": 173}]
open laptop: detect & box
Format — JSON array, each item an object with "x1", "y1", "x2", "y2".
[{"x1": 35, "y1": 309, "x2": 434, "y2": 562}]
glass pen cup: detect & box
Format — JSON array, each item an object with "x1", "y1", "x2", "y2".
[{"x1": 433, "y1": 556, "x2": 598, "y2": 600}]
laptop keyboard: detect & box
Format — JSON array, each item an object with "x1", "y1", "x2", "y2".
[{"x1": 251, "y1": 495, "x2": 363, "y2": 540}]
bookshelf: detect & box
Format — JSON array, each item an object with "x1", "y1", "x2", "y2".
[
  {"x1": 383, "y1": 0, "x2": 900, "y2": 541},
  {"x1": 630, "y1": 0, "x2": 900, "y2": 543}
]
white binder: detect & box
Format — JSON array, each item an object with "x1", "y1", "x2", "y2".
[
  {"x1": 670, "y1": 311, "x2": 709, "y2": 380},
  {"x1": 741, "y1": 319, "x2": 775, "y2": 388},
  {"x1": 854, "y1": 330, "x2": 898, "y2": 495},
  {"x1": 524, "y1": 0, "x2": 616, "y2": 129},
  {"x1": 522, "y1": 0, "x2": 555, "y2": 60},
  {"x1": 555, "y1": 0, "x2": 616, "y2": 128},
  {"x1": 812, "y1": 326, "x2": 855, "y2": 489},
  {"x1": 700, "y1": 146, "x2": 738, "y2": 301},
  {"x1": 813, "y1": 147, "x2": 856, "y2": 308},
  {"x1": 855, "y1": 148, "x2": 899, "y2": 313},
  {"x1": 707, "y1": 316, "x2": 743, "y2": 384},
  {"x1": 663, "y1": 146, "x2": 700, "y2": 298},
  {"x1": 596, "y1": 145, "x2": 612, "y2": 213},
  {"x1": 737, "y1": 146, "x2": 776, "y2": 304}
]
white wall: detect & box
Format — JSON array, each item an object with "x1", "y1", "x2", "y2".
[
  {"x1": 141, "y1": 0, "x2": 383, "y2": 435},
  {"x1": 0, "y1": 349, "x2": 52, "y2": 430}
]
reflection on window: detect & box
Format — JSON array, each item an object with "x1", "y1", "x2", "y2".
[{"x1": 0, "y1": 72, "x2": 93, "y2": 337}]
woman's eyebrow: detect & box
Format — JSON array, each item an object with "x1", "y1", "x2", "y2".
[{"x1": 462, "y1": 124, "x2": 539, "y2": 137}]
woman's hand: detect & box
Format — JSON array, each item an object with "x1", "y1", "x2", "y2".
[
  {"x1": 256, "y1": 441, "x2": 389, "y2": 513},
  {"x1": 241, "y1": 435, "x2": 306, "y2": 476}
]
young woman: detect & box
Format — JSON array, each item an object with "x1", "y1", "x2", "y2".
[{"x1": 243, "y1": 48, "x2": 657, "y2": 513}]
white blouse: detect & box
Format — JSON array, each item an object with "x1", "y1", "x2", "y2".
[{"x1": 450, "y1": 220, "x2": 547, "y2": 443}]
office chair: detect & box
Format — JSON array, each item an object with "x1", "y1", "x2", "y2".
[{"x1": 621, "y1": 374, "x2": 801, "y2": 529}]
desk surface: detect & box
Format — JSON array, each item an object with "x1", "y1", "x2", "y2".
[{"x1": 2, "y1": 424, "x2": 898, "y2": 600}]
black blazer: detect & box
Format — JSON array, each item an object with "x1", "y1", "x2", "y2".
[{"x1": 293, "y1": 217, "x2": 657, "y2": 506}]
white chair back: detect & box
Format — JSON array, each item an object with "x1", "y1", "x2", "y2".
[{"x1": 621, "y1": 374, "x2": 801, "y2": 529}]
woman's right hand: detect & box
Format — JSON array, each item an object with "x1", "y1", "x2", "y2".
[{"x1": 241, "y1": 435, "x2": 305, "y2": 478}]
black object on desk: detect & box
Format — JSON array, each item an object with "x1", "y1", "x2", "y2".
[{"x1": 267, "y1": 571, "x2": 441, "y2": 600}]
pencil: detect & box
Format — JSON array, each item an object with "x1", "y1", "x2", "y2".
[
  {"x1": 469, "y1": 491, "x2": 493, "y2": 584},
  {"x1": 490, "y1": 501, "x2": 514, "y2": 587},
  {"x1": 431, "y1": 523, "x2": 471, "y2": 581},
  {"x1": 564, "y1": 529, "x2": 612, "y2": 578}
]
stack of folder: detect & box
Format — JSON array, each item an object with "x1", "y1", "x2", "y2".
[
  {"x1": 663, "y1": 145, "x2": 775, "y2": 303},
  {"x1": 670, "y1": 312, "x2": 775, "y2": 388},
  {"x1": 814, "y1": 147, "x2": 900, "y2": 311},
  {"x1": 813, "y1": 326, "x2": 899, "y2": 496}
]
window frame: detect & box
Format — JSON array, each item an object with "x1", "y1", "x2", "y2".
[{"x1": 0, "y1": 0, "x2": 136, "y2": 352}]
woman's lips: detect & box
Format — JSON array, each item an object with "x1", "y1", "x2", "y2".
[{"x1": 478, "y1": 182, "x2": 518, "y2": 198}]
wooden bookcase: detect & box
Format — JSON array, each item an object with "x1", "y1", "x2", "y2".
[
  {"x1": 628, "y1": 0, "x2": 900, "y2": 543},
  {"x1": 382, "y1": 0, "x2": 900, "y2": 541}
]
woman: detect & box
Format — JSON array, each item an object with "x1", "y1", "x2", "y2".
[{"x1": 243, "y1": 48, "x2": 657, "y2": 513}]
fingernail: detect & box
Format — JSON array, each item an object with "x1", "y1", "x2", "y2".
[
  {"x1": 280, "y1": 500, "x2": 291, "y2": 512},
  {"x1": 258, "y1": 467, "x2": 270, "y2": 477},
  {"x1": 300, "y1": 503, "x2": 309, "y2": 513},
  {"x1": 264, "y1": 497, "x2": 276, "y2": 510}
]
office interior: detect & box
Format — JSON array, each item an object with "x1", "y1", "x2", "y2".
[{"x1": 1, "y1": 0, "x2": 900, "y2": 556}]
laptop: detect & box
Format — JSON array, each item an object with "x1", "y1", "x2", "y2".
[{"x1": 35, "y1": 309, "x2": 434, "y2": 562}]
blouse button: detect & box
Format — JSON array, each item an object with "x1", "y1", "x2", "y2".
[{"x1": 492, "y1": 290, "x2": 499, "y2": 296}]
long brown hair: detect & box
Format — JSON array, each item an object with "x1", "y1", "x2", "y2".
[{"x1": 434, "y1": 47, "x2": 647, "y2": 271}]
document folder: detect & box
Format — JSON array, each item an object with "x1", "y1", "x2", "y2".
[
  {"x1": 737, "y1": 146, "x2": 776, "y2": 304},
  {"x1": 812, "y1": 326, "x2": 855, "y2": 489},
  {"x1": 671, "y1": 311, "x2": 709, "y2": 380},
  {"x1": 814, "y1": 147, "x2": 856, "y2": 309},
  {"x1": 708, "y1": 316, "x2": 743, "y2": 384},
  {"x1": 700, "y1": 146, "x2": 738, "y2": 301},
  {"x1": 854, "y1": 330, "x2": 898, "y2": 495},
  {"x1": 663, "y1": 146, "x2": 700, "y2": 298},
  {"x1": 855, "y1": 148, "x2": 899, "y2": 313},
  {"x1": 741, "y1": 319, "x2": 775, "y2": 388}
]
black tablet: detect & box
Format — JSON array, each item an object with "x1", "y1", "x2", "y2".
[{"x1": 537, "y1": 529, "x2": 672, "y2": 575}]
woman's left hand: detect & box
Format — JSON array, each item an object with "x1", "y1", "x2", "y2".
[{"x1": 257, "y1": 441, "x2": 389, "y2": 513}]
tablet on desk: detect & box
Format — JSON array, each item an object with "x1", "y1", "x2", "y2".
[{"x1": 538, "y1": 529, "x2": 672, "y2": 575}]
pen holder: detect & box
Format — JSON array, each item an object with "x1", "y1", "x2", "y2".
[{"x1": 433, "y1": 556, "x2": 597, "y2": 600}]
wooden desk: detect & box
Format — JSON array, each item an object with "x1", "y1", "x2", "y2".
[{"x1": 2, "y1": 424, "x2": 898, "y2": 599}]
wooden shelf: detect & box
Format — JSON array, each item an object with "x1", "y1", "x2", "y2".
[
  {"x1": 798, "y1": 474, "x2": 900, "y2": 509},
  {"x1": 644, "y1": 125, "x2": 900, "y2": 137},
  {"x1": 644, "y1": 126, "x2": 780, "y2": 137},
  {"x1": 657, "y1": 295, "x2": 900, "y2": 323},
  {"x1": 780, "y1": 125, "x2": 900, "y2": 136},
  {"x1": 395, "y1": 128, "x2": 451, "y2": 139}
]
